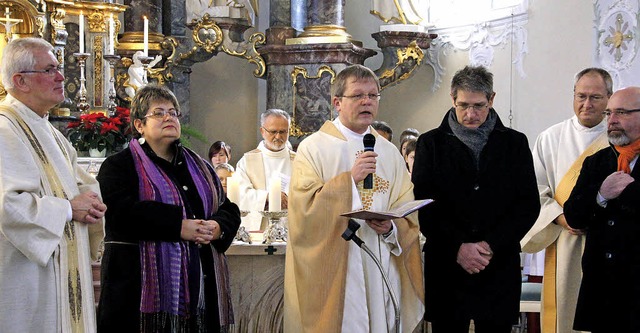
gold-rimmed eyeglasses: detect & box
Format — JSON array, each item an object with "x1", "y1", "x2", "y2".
[
  {"x1": 603, "y1": 108, "x2": 640, "y2": 117},
  {"x1": 261, "y1": 127, "x2": 288, "y2": 136}
]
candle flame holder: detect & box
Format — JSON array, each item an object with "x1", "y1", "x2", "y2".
[
  {"x1": 259, "y1": 210, "x2": 288, "y2": 245},
  {"x1": 138, "y1": 55, "x2": 154, "y2": 85},
  {"x1": 103, "y1": 54, "x2": 121, "y2": 117},
  {"x1": 73, "y1": 52, "x2": 91, "y2": 114}
]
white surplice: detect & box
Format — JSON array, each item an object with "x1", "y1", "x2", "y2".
[
  {"x1": 0, "y1": 94, "x2": 103, "y2": 333},
  {"x1": 521, "y1": 115, "x2": 606, "y2": 333}
]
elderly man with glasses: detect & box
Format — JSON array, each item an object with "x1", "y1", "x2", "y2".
[
  {"x1": 235, "y1": 108, "x2": 295, "y2": 230},
  {"x1": 0, "y1": 37, "x2": 106, "y2": 332},
  {"x1": 564, "y1": 86, "x2": 640, "y2": 333},
  {"x1": 412, "y1": 65, "x2": 540, "y2": 333}
]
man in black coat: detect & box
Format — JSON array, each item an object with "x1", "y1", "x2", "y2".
[
  {"x1": 412, "y1": 65, "x2": 540, "y2": 333},
  {"x1": 564, "y1": 86, "x2": 640, "y2": 333}
]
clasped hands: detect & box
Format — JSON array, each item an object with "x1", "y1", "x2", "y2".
[
  {"x1": 70, "y1": 191, "x2": 106, "y2": 224},
  {"x1": 457, "y1": 241, "x2": 493, "y2": 275},
  {"x1": 181, "y1": 219, "x2": 221, "y2": 245}
]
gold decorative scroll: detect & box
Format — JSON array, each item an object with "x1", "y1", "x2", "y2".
[
  {"x1": 221, "y1": 31, "x2": 266, "y2": 78},
  {"x1": 49, "y1": 8, "x2": 65, "y2": 42},
  {"x1": 87, "y1": 10, "x2": 106, "y2": 32},
  {"x1": 378, "y1": 40, "x2": 424, "y2": 90},
  {"x1": 93, "y1": 35, "x2": 103, "y2": 107},
  {"x1": 190, "y1": 14, "x2": 223, "y2": 53},
  {"x1": 290, "y1": 65, "x2": 336, "y2": 137}
]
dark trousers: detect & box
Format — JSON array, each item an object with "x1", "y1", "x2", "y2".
[{"x1": 431, "y1": 319, "x2": 513, "y2": 333}]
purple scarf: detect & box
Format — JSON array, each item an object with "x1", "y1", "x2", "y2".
[{"x1": 130, "y1": 138, "x2": 233, "y2": 332}]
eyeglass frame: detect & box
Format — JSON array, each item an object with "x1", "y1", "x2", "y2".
[
  {"x1": 454, "y1": 103, "x2": 489, "y2": 112},
  {"x1": 261, "y1": 126, "x2": 289, "y2": 136},
  {"x1": 602, "y1": 108, "x2": 640, "y2": 117},
  {"x1": 144, "y1": 109, "x2": 182, "y2": 119},
  {"x1": 574, "y1": 93, "x2": 606, "y2": 103},
  {"x1": 19, "y1": 64, "x2": 64, "y2": 77},
  {"x1": 337, "y1": 93, "x2": 381, "y2": 101}
]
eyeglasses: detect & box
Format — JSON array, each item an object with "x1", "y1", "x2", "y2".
[
  {"x1": 455, "y1": 103, "x2": 488, "y2": 112},
  {"x1": 19, "y1": 64, "x2": 63, "y2": 77},
  {"x1": 338, "y1": 93, "x2": 381, "y2": 101},
  {"x1": 574, "y1": 93, "x2": 606, "y2": 103},
  {"x1": 602, "y1": 109, "x2": 640, "y2": 117},
  {"x1": 261, "y1": 127, "x2": 288, "y2": 136},
  {"x1": 144, "y1": 109, "x2": 182, "y2": 119}
]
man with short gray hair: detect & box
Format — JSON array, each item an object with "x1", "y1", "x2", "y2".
[{"x1": 0, "y1": 37, "x2": 106, "y2": 332}]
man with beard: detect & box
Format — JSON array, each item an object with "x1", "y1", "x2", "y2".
[
  {"x1": 564, "y1": 86, "x2": 640, "y2": 333},
  {"x1": 235, "y1": 109, "x2": 295, "y2": 229},
  {"x1": 520, "y1": 67, "x2": 612, "y2": 333}
]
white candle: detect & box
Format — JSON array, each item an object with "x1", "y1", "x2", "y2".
[
  {"x1": 227, "y1": 174, "x2": 239, "y2": 204},
  {"x1": 108, "y1": 14, "x2": 115, "y2": 55},
  {"x1": 143, "y1": 16, "x2": 148, "y2": 56},
  {"x1": 79, "y1": 12, "x2": 85, "y2": 53},
  {"x1": 268, "y1": 175, "x2": 281, "y2": 212}
]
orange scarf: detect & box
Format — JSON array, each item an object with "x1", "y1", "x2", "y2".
[{"x1": 615, "y1": 138, "x2": 640, "y2": 173}]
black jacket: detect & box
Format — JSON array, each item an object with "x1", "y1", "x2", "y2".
[
  {"x1": 564, "y1": 145, "x2": 640, "y2": 332},
  {"x1": 96, "y1": 142, "x2": 240, "y2": 332},
  {"x1": 412, "y1": 109, "x2": 540, "y2": 323}
]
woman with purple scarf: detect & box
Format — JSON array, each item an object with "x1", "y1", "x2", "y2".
[{"x1": 96, "y1": 84, "x2": 240, "y2": 332}]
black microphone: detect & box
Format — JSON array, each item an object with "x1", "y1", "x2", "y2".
[
  {"x1": 341, "y1": 218, "x2": 400, "y2": 333},
  {"x1": 341, "y1": 219, "x2": 364, "y2": 247},
  {"x1": 363, "y1": 133, "x2": 376, "y2": 189}
]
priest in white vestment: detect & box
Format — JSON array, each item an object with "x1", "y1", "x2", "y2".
[
  {"x1": 0, "y1": 38, "x2": 106, "y2": 333},
  {"x1": 284, "y1": 65, "x2": 424, "y2": 333},
  {"x1": 521, "y1": 68, "x2": 612, "y2": 333},
  {"x1": 235, "y1": 108, "x2": 295, "y2": 230}
]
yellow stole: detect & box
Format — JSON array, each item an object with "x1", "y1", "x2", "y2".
[
  {"x1": 542, "y1": 132, "x2": 608, "y2": 333},
  {"x1": 0, "y1": 106, "x2": 87, "y2": 332}
]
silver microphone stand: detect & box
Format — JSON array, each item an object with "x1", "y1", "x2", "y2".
[{"x1": 342, "y1": 219, "x2": 400, "y2": 333}]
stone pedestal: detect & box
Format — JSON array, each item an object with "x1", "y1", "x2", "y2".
[{"x1": 227, "y1": 243, "x2": 286, "y2": 333}]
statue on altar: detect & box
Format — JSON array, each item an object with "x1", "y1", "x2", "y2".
[
  {"x1": 186, "y1": 0, "x2": 257, "y2": 24},
  {"x1": 125, "y1": 51, "x2": 162, "y2": 99},
  {"x1": 371, "y1": 0, "x2": 431, "y2": 27}
]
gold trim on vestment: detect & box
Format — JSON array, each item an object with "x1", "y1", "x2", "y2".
[
  {"x1": 542, "y1": 132, "x2": 609, "y2": 333},
  {"x1": 0, "y1": 106, "x2": 86, "y2": 332}
]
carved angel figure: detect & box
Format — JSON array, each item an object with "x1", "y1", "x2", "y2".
[
  {"x1": 371, "y1": 0, "x2": 430, "y2": 26},
  {"x1": 125, "y1": 51, "x2": 162, "y2": 99}
]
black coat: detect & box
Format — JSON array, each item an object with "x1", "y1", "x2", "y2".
[
  {"x1": 96, "y1": 142, "x2": 240, "y2": 332},
  {"x1": 564, "y1": 146, "x2": 640, "y2": 332},
  {"x1": 412, "y1": 110, "x2": 540, "y2": 324}
]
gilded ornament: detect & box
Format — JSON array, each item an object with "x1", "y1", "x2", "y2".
[{"x1": 290, "y1": 66, "x2": 336, "y2": 137}]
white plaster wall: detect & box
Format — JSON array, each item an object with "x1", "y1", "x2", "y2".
[{"x1": 189, "y1": 0, "x2": 597, "y2": 158}]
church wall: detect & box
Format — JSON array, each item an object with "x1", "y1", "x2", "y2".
[{"x1": 189, "y1": 0, "x2": 595, "y2": 158}]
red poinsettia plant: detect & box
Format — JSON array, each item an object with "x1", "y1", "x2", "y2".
[{"x1": 67, "y1": 107, "x2": 131, "y2": 153}]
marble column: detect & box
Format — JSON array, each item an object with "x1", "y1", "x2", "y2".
[
  {"x1": 259, "y1": 0, "x2": 375, "y2": 146},
  {"x1": 291, "y1": 0, "x2": 307, "y2": 34},
  {"x1": 299, "y1": 0, "x2": 349, "y2": 38},
  {"x1": 267, "y1": 0, "x2": 295, "y2": 45}
]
